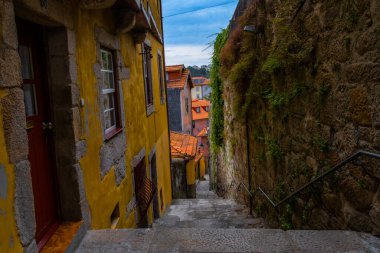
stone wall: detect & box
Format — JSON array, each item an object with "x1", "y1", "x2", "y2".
[{"x1": 214, "y1": 0, "x2": 380, "y2": 234}]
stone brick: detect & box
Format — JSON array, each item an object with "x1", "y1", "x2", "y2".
[
  {"x1": 344, "y1": 63, "x2": 380, "y2": 84},
  {"x1": 355, "y1": 27, "x2": 380, "y2": 56},
  {"x1": 348, "y1": 87, "x2": 372, "y2": 126},
  {"x1": 343, "y1": 204, "x2": 373, "y2": 233},
  {"x1": 369, "y1": 202, "x2": 380, "y2": 229},
  {"x1": 100, "y1": 133, "x2": 126, "y2": 178},
  {"x1": 340, "y1": 176, "x2": 374, "y2": 211},
  {"x1": 14, "y1": 161, "x2": 36, "y2": 247},
  {"x1": 0, "y1": 48, "x2": 22, "y2": 88},
  {"x1": 2, "y1": 1, "x2": 18, "y2": 49},
  {"x1": 1, "y1": 88, "x2": 28, "y2": 163}
]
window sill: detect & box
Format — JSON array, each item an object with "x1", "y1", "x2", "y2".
[
  {"x1": 146, "y1": 104, "x2": 155, "y2": 117},
  {"x1": 105, "y1": 127, "x2": 123, "y2": 141}
]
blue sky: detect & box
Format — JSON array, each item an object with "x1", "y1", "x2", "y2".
[{"x1": 162, "y1": 0, "x2": 238, "y2": 66}]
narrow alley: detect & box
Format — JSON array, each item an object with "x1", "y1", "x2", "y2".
[{"x1": 76, "y1": 175, "x2": 380, "y2": 252}]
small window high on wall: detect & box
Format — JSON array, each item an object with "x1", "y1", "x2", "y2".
[
  {"x1": 143, "y1": 43, "x2": 154, "y2": 114},
  {"x1": 157, "y1": 53, "x2": 165, "y2": 104},
  {"x1": 100, "y1": 48, "x2": 120, "y2": 137}
]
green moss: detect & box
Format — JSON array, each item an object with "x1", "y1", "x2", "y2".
[
  {"x1": 313, "y1": 136, "x2": 330, "y2": 153},
  {"x1": 280, "y1": 203, "x2": 294, "y2": 230},
  {"x1": 267, "y1": 139, "x2": 283, "y2": 159}
]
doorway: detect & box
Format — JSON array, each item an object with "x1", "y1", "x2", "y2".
[
  {"x1": 17, "y1": 19, "x2": 60, "y2": 250},
  {"x1": 150, "y1": 154, "x2": 160, "y2": 219}
]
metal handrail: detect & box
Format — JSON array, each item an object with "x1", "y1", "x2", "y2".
[{"x1": 251, "y1": 150, "x2": 380, "y2": 209}]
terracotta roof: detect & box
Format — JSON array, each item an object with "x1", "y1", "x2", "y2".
[
  {"x1": 192, "y1": 99, "x2": 210, "y2": 121},
  {"x1": 166, "y1": 64, "x2": 185, "y2": 72},
  {"x1": 192, "y1": 99, "x2": 210, "y2": 108},
  {"x1": 170, "y1": 131, "x2": 198, "y2": 158},
  {"x1": 197, "y1": 127, "x2": 208, "y2": 137},
  {"x1": 166, "y1": 65, "x2": 193, "y2": 89},
  {"x1": 192, "y1": 76, "x2": 210, "y2": 86}
]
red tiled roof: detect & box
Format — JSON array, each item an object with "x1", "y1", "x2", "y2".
[
  {"x1": 166, "y1": 65, "x2": 193, "y2": 89},
  {"x1": 170, "y1": 131, "x2": 198, "y2": 158},
  {"x1": 192, "y1": 76, "x2": 210, "y2": 86},
  {"x1": 192, "y1": 99, "x2": 210, "y2": 108},
  {"x1": 192, "y1": 99, "x2": 210, "y2": 120},
  {"x1": 166, "y1": 64, "x2": 185, "y2": 72}
]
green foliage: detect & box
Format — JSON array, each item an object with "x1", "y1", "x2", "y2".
[
  {"x1": 261, "y1": 55, "x2": 282, "y2": 73},
  {"x1": 317, "y1": 83, "x2": 331, "y2": 108},
  {"x1": 267, "y1": 139, "x2": 283, "y2": 159},
  {"x1": 264, "y1": 82, "x2": 308, "y2": 110},
  {"x1": 280, "y1": 203, "x2": 294, "y2": 230},
  {"x1": 187, "y1": 65, "x2": 210, "y2": 78},
  {"x1": 313, "y1": 136, "x2": 330, "y2": 153},
  {"x1": 210, "y1": 28, "x2": 229, "y2": 151}
]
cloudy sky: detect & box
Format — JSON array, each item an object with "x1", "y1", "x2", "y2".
[{"x1": 162, "y1": 0, "x2": 238, "y2": 67}]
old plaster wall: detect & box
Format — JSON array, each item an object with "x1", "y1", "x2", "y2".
[{"x1": 215, "y1": 0, "x2": 380, "y2": 234}]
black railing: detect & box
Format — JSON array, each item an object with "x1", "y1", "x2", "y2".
[{"x1": 251, "y1": 150, "x2": 380, "y2": 210}]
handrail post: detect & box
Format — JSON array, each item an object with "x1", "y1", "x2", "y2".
[{"x1": 245, "y1": 116, "x2": 253, "y2": 215}]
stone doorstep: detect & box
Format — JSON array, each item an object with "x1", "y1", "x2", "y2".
[{"x1": 40, "y1": 221, "x2": 86, "y2": 253}]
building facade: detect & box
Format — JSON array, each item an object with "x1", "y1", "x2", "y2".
[
  {"x1": 165, "y1": 65, "x2": 193, "y2": 134},
  {"x1": 0, "y1": 0, "x2": 172, "y2": 252},
  {"x1": 191, "y1": 76, "x2": 211, "y2": 100}
]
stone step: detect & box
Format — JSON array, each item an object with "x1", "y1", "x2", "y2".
[{"x1": 76, "y1": 228, "x2": 380, "y2": 253}]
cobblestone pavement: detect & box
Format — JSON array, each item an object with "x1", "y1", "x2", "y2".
[
  {"x1": 75, "y1": 174, "x2": 380, "y2": 252},
  {"x1": 76, "y1": 228, "x2": 380, "y2": 252}
]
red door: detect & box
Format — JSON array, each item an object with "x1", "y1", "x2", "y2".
[{"x1": 17, "y1": 19, "x2": 60, "y2": 249}]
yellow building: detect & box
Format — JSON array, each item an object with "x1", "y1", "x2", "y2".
[{"x1": 0, "y1": 0, "x2": 172, "y2": 252}]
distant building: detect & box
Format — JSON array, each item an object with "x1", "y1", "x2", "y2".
[
  {"x1": 192, "y1": 99, "x2": 211, "y2": 172},
  {"x1": 191, "y1": 76, "x2": 211, "y2": 100},
  {"x1": 170, "y1": 131, "x2": 205, "y2": 198},
  {"x1": 166, "y1": 65, "x2": 193, "y2": 134}
]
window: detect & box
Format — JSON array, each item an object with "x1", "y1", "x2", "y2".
[
  {"x1": 101, "y1": 48, "x2": 120, "y2": 136},
  {"x1": 196, "y1": 86, "x2": 200, "y2": 91},
  {"x1": 143, "y1": 43, "x2": 154, "y2": 112},
  {"x1": 192, "y1": 121, "x2": 195, "y2": 128},
  {"x1": 157, "y1": 53, "x2": 165, "y2": 104},
  {"x1": 205, "y1": 106, "x2": 209, "y2": 112},
  {"x1": 196, "y1": 107, "x2": 200, "y2": 113},
  {"x1": 185, "y1": 98, "x2": 189, "y2": 113},
  {"x1": 196, "y1": 94, "x2": 200, "y2": 99}
]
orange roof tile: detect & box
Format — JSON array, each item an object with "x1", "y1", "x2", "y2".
[
  {"x1": 192, "y1": 99, "x2": 210, "y2": 120},
  {"x1": 166, "y1": 65, "x2": 193, "y2": 89},
  {"x1": 166, "y1": 64, "x2": 185, "y2": 72},
  {"x1": 170, "y1": 131, "x2": 198, "y2": 158},
  {"x1": 192, "y1": 76, "x2": 210, "y2": 86},
  {"x1": 192, "y1": 99, "x2": 210, "y2": 108}
]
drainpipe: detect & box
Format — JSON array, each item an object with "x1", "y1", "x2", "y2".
[
  {"x1": 245, "y1": 115, "x2": 253, "y2": 215},
  {"x1": 160, "y1": 2, "x2": 174, "y2": 199}
]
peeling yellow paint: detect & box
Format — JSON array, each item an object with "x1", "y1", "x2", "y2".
[{"x1": 0, "y1": 98, "x2": 23, "y2": 253}]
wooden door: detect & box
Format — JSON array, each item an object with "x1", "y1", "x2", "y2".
[{"x1": 17, "y1": 19, "x2": 60, "y2": 249}]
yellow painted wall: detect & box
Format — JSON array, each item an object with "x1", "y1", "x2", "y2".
[
  {"x1": 0, "y1": 1, "x2": 171, "y2": 250},
  {"x1": 76, "y1": 5, "x2": 171, "y2": 229},
  {"x1": 200, "y1": 157, "x2": 206, "y2": 180},
  {"x1": 186, "y1": 159, "x2": 196, "y2": 185},
  {"x1": 0, "y1": 90, "x2": 23, "y2": 253}
]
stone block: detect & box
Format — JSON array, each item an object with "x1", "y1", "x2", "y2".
[
  {"x1": 24, "y1": 240, "x2": 37, "y2": 253},
  {"x1": 100, "y1": 133, "x2": 126, "y2": 178},
  {"x1": 340, "y1": 176, "x2": 374, "y2": 211},
  {"x1": 14, "y1": 160, "x2": 36, "y2": 247},
  {"x1": 72, "y1": 107, "x2": 82, "y2": 142},
  {"x1": 344, "y1": 63, "x2": 380, "y2": 84},
  {"x1": 75, "y1": 140, "x2": 87, "y2": 162},
  {"x1": 2, "y1": 1, "x2": 18, "y2": 49},
  {"x1": 68, "y1": 54, "x2": 78, "y2": 83},
  {"x1": 369, "y1": 202, "x2": 380, "y2": 229},
  {"x1": 114, "y1": 157, "x2": 126, "y2": 186},
  {"x1": 1, "y1": 88, "x2": 28, "y2": 163},
  {"x1": 343, "y1": 203, "x2": 373, "y2": 233},
  {"x1": 355, "y1": 27, "x2": 380, "y2": 56},
  {"x1": 0, "y1": 48, "x2": 22, "y2": 88}
]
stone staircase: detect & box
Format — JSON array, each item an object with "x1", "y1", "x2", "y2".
[{"x1": 75, "y1": 176, "x2": 380, "y2": 252}]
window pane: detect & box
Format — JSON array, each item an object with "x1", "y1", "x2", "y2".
[
  {"x1": 101, "y1": 50, "x2": 113, "y2": 71},
  {"x1": 23, "y1": 84, "x2": 37, "y2": 117},
  {"x1": 103, "y1": 93, "x2": 115, "y2": 110},
  {"x1": 104, "y1": 109, "x2": 116, "y2": 131},
  {"x1": 102, "y1": 72, "x2": 114, "y2": 89},
  {"x1": 19, "y1": 46, "x2": 34, "y2": 79}
]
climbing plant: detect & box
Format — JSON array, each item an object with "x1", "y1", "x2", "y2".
[{"x1": 210, "y1": 27, "x2": 229, "y2": 151}]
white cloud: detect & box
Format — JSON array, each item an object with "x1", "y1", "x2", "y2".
[{"x1": 164, "y1": 44, "x2": 212, "y2": 66}]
